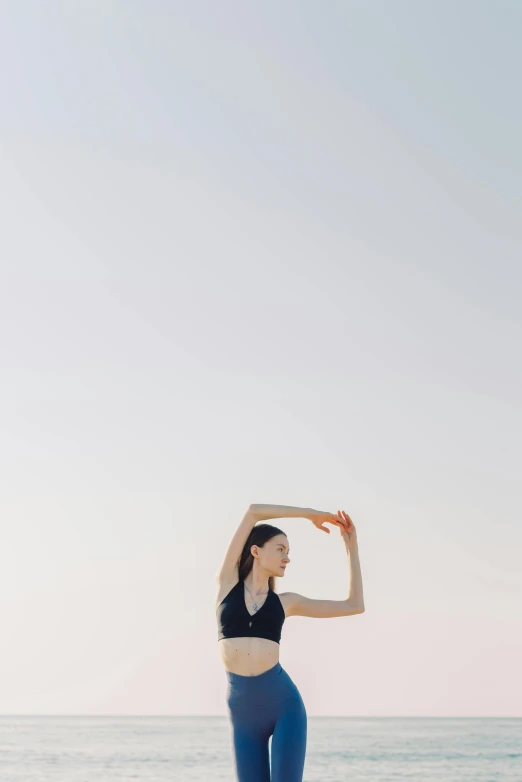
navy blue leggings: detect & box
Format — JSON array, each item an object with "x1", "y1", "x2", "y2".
[{"x1": 226, "y1": 661, "x2": 307, "y2": 782}]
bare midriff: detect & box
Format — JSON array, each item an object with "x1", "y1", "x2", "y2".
[{"x1": 218, "y1": 636, "x2": 280, "y2": 676}]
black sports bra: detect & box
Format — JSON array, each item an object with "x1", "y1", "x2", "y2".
[{"x1": 216, "y1": 579, "x2": 285, "y2": 644}]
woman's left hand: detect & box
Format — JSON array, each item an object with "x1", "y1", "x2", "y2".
[{"x1": 337, "y1": 510, "x2": 358, "y2": 548}]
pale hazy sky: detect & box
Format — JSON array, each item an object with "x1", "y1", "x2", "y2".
[{"x1": 1, "y1": 1, "x2": 521, "y2": 717}]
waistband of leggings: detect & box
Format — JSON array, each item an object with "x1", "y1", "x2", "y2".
[{"x1": 226, "y1": 661, "x2": 282, "y2": 685}]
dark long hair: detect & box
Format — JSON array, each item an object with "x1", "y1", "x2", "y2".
[{"x1": 238, "y1": 523, "x2": 287, "y2": 594}]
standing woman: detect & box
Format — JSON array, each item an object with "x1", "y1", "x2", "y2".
[{"x1": 215, "y1": 503, "x2": 365, "y2": 782}]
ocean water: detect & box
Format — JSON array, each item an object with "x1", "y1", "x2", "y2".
[{"x1": 0, "y1": 715, "x2": 520, "y2": 781}]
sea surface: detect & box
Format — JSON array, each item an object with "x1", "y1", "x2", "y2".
[{"x1": 0, "y1": 716, "x2": 520, "y2": 781}]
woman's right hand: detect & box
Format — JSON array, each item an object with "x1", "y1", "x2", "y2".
[{"x1": 305, "y1": 508, "x2": 347, "y2": 534}]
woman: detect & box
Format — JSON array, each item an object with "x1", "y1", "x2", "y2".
[{"x1": 215, "y1": 503, "x2": 365, "y2": 782}]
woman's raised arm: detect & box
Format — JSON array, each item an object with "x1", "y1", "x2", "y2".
[
  {"x1": 216, "y1": 504, "x2": 347, "y2": 584},
  {"x1": 250, "y1": 505, "x2": 345, "y2": 533},
  {"x1": 249, "y1": 504, "x2": 312, "y2": 521},
  {"x1": 281, "y1": 510, "x2": 365, "y2": 618},
  {"x1": 215, "y1": 505, "x2": 258, "y2": 584}
]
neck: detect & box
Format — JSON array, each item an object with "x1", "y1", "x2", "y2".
[{"x1": 244, "y1": 569, "x2": 270, "y2": 595}]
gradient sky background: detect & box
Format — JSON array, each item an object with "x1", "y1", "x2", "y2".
[{"x1": 1, "y1": 0, "x2": 521, "y2": 717}]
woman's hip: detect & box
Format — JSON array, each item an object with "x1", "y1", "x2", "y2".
[{"x1": 226, "y1": 662, "x2": 304, "y2": 712}]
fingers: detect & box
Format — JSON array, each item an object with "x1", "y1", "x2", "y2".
[
  {"x1": 338, "y1": 509, "x2": 353, "y2": 528},
  {"x1": 323, "y1": 510, "x2": 352, "y2": 535}
]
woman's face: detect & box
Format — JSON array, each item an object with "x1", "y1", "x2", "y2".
[{"x1": 256, "y1": 534, "x2": 290, "y2": 576}]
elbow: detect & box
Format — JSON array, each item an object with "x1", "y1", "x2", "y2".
[{"x1": 346, "y1": 602, "x2": 365, "y2": 615}]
